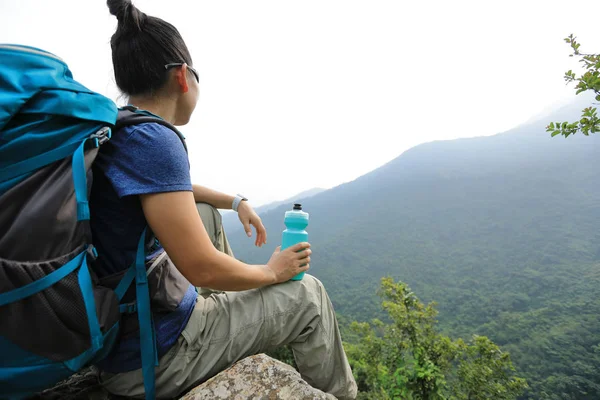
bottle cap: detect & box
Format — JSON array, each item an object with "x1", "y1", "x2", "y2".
[{"x1": 285, "y1": 203, "x2": 309, "y2": 220}]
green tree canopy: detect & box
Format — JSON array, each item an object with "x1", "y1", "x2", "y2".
[{"x1": 345, "y1": 278, "x2": 527, "y2": 399}]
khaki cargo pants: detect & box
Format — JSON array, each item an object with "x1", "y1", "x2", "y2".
[{"x1": 101, "y1": 203, "x2": 357, "y2": 399}]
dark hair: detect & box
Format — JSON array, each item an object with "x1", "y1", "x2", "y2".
[{"x1": 107, "y1": 0, "x2": 193, "y2": 96}]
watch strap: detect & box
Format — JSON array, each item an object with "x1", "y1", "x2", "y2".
[{"x1": 232, "y1": 194, "x2": 248, "y2": 212}]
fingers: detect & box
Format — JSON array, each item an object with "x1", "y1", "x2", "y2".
[
  {"x1": 296, "y1": 255, "x2": 310, "y2": 272},
  {"x1": 288, "y1": 242, "x2": 310, "y2": 252},
  {"x1": 298, "y1": 263, "x2": 310, "y2": 272},
  {"x1": 242, "y1": 213, "x2": 267, "y2": 246},
  {"x1": 296, "y1": 259, "x2": 310, "y2": 268},
  {"x1": 296, "y1": 248, "x2": 311, "y2": 261},
  {"x1": 286, "y1": 247, "x2": 311, "y2": 272},
  {"x1": 242, "y1": 220, "x2": 252, "y2": 238},
  {"x1": 267, "y1": 244, "x2": 311, "y2": 283},
  {"x1": 252, "y1": 218, "x2": 267, "y2": 247},
  {"x1": 255, "y1": 220, "x2": 267, "y2": 247}
]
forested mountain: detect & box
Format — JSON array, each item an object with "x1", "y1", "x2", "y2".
[{"x1": 229, "y1": 96, "x2": 600, "y2": 399}]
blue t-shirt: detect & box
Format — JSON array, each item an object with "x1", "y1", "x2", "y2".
[{"x1": 90, "y1": 121, "x2": 197, "y2": 372}]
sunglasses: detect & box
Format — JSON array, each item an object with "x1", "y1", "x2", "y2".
[{"x1": 164, "y1": 63, "x2": 199, "y2": 83}]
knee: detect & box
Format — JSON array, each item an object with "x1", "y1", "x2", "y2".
[
  {"x1": 302, "y1": 274, "x2": 324, "y2": 290},
  {"x1": 196, "y1": 202, "x2": 220, "y2": 217},
  {"x1": 196, "y1": 202, "x2": 223, "y2": 247},
  {"x1": 298, "y1": 274, "x2": 327, "y2": 306},
  {"x1": 196, "y1": 202, "x2": 222, "y2": 226}
]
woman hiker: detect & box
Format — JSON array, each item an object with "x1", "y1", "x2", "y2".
[{"x1": 90, "y1": 0, "x2": 358, "y2": 398}]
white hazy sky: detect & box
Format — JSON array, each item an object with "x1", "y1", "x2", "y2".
[{"x1": 2, "y1": 0, "x2": 599, "y2": 206}]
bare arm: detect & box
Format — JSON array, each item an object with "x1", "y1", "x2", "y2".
[
  {"x1": 192, "y1": 184, "x2": 234, "y2": 209},
  {"x1": 192, "y1": 184, "x2": 267, "y2": 247},
  {"x1": 140, "y1": 190, "x2": 310, "y2": 290}
]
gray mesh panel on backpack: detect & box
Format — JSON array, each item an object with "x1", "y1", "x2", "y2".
[{"x1": 0, "y1": 149, "x2": 119, "y2": 362}]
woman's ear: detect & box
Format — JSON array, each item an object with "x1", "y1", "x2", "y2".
[{"x1": 175, "y1": 65, "x2": 189, "y2": 94}]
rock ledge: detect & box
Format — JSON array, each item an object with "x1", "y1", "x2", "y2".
[{"x1": 181, "y1": 354, "x2": 336, "y2": 400}]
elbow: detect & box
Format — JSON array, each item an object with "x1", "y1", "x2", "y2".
[
  {"x1": 180, "y1": 248, "x2": 220, "y2": 287},
  {"x1": 191, "y1": 270, "x2": 216, "y2": 288}
]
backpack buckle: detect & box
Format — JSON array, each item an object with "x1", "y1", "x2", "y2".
[
  {"x1": 86, "y1": 245, "x2": 98, "y2": 261},
  {"x1": 90, "y1": 127, "x2": 112, "y2": 147},
  {"x1": 119, "y1": 302, "x2": 138, "y2": 314}
]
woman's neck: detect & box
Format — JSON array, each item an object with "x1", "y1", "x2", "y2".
[{"x1": 127, "y1": 95, "x2": 177, "y2": 124}]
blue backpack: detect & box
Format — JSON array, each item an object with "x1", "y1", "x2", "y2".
[{"x1": 0, "y1": 44, "x2": 172, "y2": 399}]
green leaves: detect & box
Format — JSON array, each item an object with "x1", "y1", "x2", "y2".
[
  {"x1": 549, "y1": 35, "x2": 600, "y2": 138},
  {"x1": 453, "y1": 335, "x2": 528, "y2": 399},
  {"x1": 546, "y1": 109, "x2": 599, "y2": 137},
  {"x1": 346, "y1": 278, "x2": 527, "y2": 399}
]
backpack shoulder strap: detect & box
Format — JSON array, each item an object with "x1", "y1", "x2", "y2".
[
  {"x1": 115, "y1": 105, "x2": 188, "y2": 153},
  {"x1": 112, "y1": 106, "x2": 186, "y2": 398}
]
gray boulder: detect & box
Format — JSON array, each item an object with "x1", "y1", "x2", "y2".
[{"x1": 181, "y1": 354, "x2": 336, "y2": 400}]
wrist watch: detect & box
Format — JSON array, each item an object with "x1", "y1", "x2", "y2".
[{"x1": 232, "y1": 194, "x2": 248, "y2": 212}]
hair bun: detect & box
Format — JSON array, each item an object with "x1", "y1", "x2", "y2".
[{"x1": 107, "y1": 0, "x2": 146, "y2": 30}]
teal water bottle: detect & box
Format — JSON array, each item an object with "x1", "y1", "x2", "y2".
[{"x1": 281, "y1": 203, "x2": 309, "y2": 281}]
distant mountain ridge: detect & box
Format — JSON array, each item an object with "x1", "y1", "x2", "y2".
[{"x1": 222, "y1": 187, "x2": 325, "y2": 234}]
